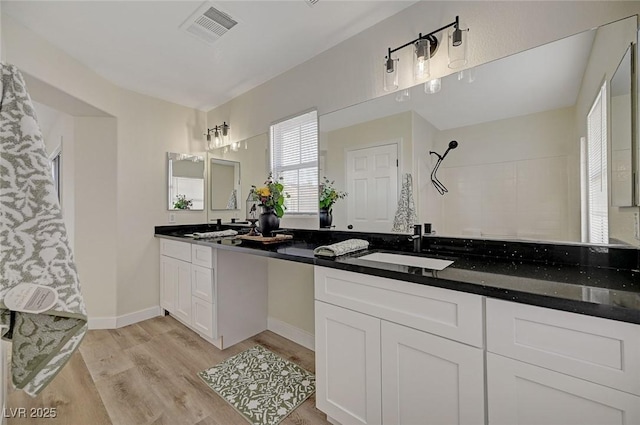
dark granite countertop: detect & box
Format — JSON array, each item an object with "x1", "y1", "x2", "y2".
[{"x1": 155, "y1": 225, "x2": 640, "y2": 325}]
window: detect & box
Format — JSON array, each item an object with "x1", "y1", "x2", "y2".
[
  {"x1": 270, "y1": 110, "x2": 318, "y2": 214},
  {"x1": 51, "y1": 151, "x2": 61, "y2": 203},
  {"x1": 586, "y1": 82, "x2": 608, "y2": 244}
]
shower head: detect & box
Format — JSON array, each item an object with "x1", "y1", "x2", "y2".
[{"x1": 448, "y1": 140, "x2": 458, "y2": 149}]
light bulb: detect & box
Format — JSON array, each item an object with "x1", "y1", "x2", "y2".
[
  {"x1": 383, "y1": 57, "x2": 399, "y2": 92},
  {"x1": 448, "y1": 23, "x2": 468, "y2": 69},
  {"x1": 413, "y1": 39, "x2": 430, "y2": 81}
]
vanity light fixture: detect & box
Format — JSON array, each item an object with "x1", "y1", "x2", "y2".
[
  {"x1": 205, "y1": 122, "x2": 231, "y2": 150},
  {"x1": 384, "y1": 16, "x2": 468, "y2": 91}
]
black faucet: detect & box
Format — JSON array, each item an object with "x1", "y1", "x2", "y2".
[{"x1": 410, "y1": 224, "x2": 422, "y2": 252}]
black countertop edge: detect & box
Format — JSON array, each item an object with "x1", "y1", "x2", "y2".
[
  {"x1": 155, "y1": 225, "x2": 640, "y2": 271},
  {"x1": 154, "y1": 232, "x2": 640, "y2": 325},
  {"x1": 315, "y1": 259, "x2": 640, "y2": 324},
  {"x1": 156, "y1": 233, "x2": 317, "y2": 265}
]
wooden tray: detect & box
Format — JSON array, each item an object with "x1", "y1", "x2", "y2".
[{"x1": 236, "y1": 234, "x2": 293, "y2": 244}]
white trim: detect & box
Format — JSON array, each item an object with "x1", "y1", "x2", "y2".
[
  {"x1": 267, "y1": 316, "x2": 315, "y2": 351},
  {"x1": 88, "y1": 306, "x2": 162, "y2": 330}
]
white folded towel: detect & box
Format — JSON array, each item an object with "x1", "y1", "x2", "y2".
[
  {"x1": 192, "y1": 229, "x2": 238, "y2": 239},
  {"x1": 314, "y1": 239, "x2": 369, "y2": 257}
]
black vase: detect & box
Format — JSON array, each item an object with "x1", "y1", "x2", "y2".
[
  {"x1": 259, "y1": 208, "x2": 280, "y2": 237},
  {"x1": 319, "y1": 208, "x2": 333, "y2": 229}
]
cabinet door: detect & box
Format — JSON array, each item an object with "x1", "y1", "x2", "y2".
[
  {"x1": 160, "y1": 255, "x2": 177, "y2": 311},
  {"x1": 315, "y1": 301, "x2": 381, "y2": 425},
  {"x1": 382, "y1": 321, "x2": 485, "y2": 425},
  {"x1": 192, "y1": 264, "x2": 214, "y2": 303},
  {"x1": 487, "y1": 353, "x2": 640, "y2": 425},
  {"x1": 173, "y1": 259, "x2": 192, "y2": 324},
  {"x1": 192, "y1": 298, "x2": 215, "y2": 339}
]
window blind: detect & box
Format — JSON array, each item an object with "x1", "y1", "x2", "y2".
[
  {"x1": 270, "y1": 110, "x2": 318, "y2": 214},
  {"x1": 586, "y1": 82, "x2": 608, "y2": 244}
]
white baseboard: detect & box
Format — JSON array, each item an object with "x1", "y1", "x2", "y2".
[
  {"x1": 267, "y1": 317, "x2": 315, "y2": 351},
  {"x1": 88, "y1": 306, "x2": 162, "y2": 330}
]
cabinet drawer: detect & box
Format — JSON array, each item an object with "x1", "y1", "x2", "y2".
[
  {"x1": 487, "y1": 298, "x2": 640, "y2": 395},
  {"x1": 160, "y1": 239, "x2": 191, "y2": 262},
  {"x1": 192, "y1": 264, "x2": 214, "y2": 303},
  {"x1": 487, "y1": 353, "x2": 640, "y2": 425},
  {"x1": 192, "y1": 244, "x2": 213, "y2": 268},
  {"x1": 314, "y1": 266, "x2": 483, "y2": 347}
]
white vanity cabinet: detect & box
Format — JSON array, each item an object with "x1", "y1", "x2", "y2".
[
  {"x1": 486, "y1": 298, "x2": 640, "y2": 425},
  {"x1": 314, "y1": 266, "x2": 485, "y2": 425},
  {"x1": 159, "y1": 238, "x2": 267, "y2": 349}
]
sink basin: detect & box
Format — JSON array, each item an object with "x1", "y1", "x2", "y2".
[{"x1": 358, "y1": 252, "x2": 454, "y2": 271}]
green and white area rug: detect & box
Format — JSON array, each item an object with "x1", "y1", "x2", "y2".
[{"x1": 198, "y1": 345, "x2": 316, "y2": 425}]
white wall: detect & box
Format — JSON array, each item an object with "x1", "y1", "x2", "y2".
[
  {"x1": 433, "y1": 107, "x2": 576, "y2": 241},
  {"x1": 412, "y1": 111, "x2": 441, "y2": 232},
  {"x1": 2, "y1": 15, "x2": 207, "y2": 321}
]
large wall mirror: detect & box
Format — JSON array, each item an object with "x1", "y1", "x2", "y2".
[
  {"x1": 210, "y1": 158, "x2": 241, "y2": 210},
  {"x1": 319, "y1": 15, "x2": 639, "y2": 246},
  {"x1": 206, "y1": 133, "x2": 269, "y2": 223},
  {"x1": 611, "y1": 45, "x2": 634, "y2": 207},
  {"x1": 167, "y1": 152, "x2": 205, "y2": 210}
]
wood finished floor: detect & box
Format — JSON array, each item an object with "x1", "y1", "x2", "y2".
[{"x1": 6, "y1": 316, "x2": 330, "y2": 425}]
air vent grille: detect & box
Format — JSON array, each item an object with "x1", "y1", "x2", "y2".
[
  {"x1": 181, "y1": 4, "x2": 238, "y2": 45},
  {"x1": 305, "y1": 0, "x2": 320, "y2": 6}
]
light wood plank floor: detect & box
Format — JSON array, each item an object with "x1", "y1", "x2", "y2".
[{"x1": 6, "y1": 315, "x2": 331, "y2": 425}]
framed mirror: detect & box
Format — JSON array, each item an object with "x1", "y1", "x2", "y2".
[
  {"x1": 167, "y1": 152, "x2": 205, "y2": 211},
  {"x1": 610, "y1": 45, "x2": 634, "y2": 207},
  {"x1": 319, "y1": 16, "x2": 638, "y2": 246},
  {"x1": 210, "y1": 158, "x2": 241, "y2": 210}
]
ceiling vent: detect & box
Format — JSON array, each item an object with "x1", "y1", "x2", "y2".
[
  {"x1": 180, "y1": 3, "x2": 238, "y2": 45},
  {"x1": 305, "y1": 0, "x2": 320, "y2": 6}
]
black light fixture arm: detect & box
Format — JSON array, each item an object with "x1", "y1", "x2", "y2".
[{"x1": 386, "y1": 16, "x2": 461, "y2": 58}]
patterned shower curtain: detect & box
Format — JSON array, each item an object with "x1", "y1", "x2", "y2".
[
  {"x1": 392, "y1": 173, "x2": 418, "y2": 233},
  {"x1": 0, "y1": 63, "x2": 88, "y2": 395}
]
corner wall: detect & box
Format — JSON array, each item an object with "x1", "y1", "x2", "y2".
[{"x1": 2, "y1": 15, "x2": 207, "y2": 322}]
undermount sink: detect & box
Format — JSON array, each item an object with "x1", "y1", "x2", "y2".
[{"x1": 358, "y1": 252, "x2": 454, "y2": 271}]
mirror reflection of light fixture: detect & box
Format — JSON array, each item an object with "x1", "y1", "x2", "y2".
[
  {"x1": 383, "y1": 16, "x2": 467, "y2": 91},
  {"x1": 395, "y1": 89, "x2": 411, "y2": 102},
  {"x1": 424, "y1": 78, "x2": 442, "y2": 94},
  {"x1": 457, "y1": 67, "x2": 476, "y2": 83}
]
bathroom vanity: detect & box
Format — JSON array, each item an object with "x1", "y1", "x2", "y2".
[
  {"x1": 159, "y1": 237, "x2": 268, "y2": 349},
  {"x1": 155, "y1": 225, "x2": 640, "y2": 425}
]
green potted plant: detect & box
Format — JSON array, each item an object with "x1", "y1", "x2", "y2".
[
  {"x1": 319, "y1": 177, "x2": 347, "y2": 228},
  {"x1": 250, "y1": 173, "x2": 290, "y2": 236},
  {"x1": 173, "y1": 194, "x2": 193, "y2": 210}
]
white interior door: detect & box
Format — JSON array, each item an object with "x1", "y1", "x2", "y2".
[{"x1": 346, "y1": 143, "x2": 398, "y2": 232}]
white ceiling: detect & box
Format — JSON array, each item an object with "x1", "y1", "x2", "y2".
[
  {"x1": 3, "y1": 0, "x2": 417, "y2": 111},
  {"x1": 321, "y1": 29, "x2": 596, "y2": 132}
]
